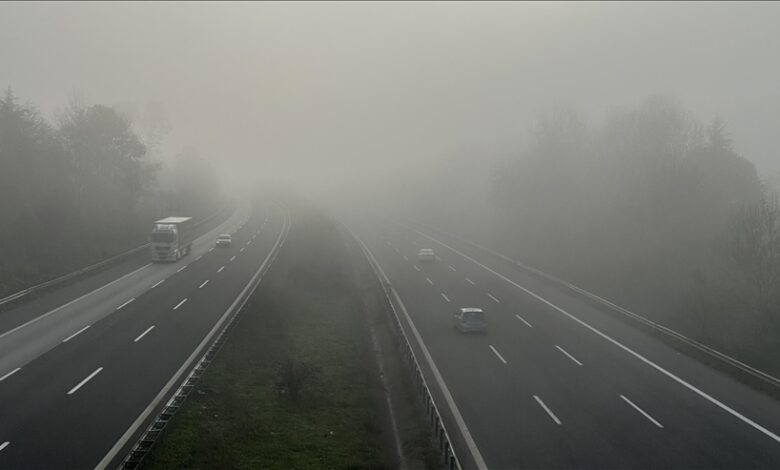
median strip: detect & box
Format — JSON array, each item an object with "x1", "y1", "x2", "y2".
[{"x1": 67, "y1": 367, "x2": 103, "y2": 395}]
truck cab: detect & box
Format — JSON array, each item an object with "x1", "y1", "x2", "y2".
[{"x1": 150, "y1": 217, "x2": 194, "y2": 262}]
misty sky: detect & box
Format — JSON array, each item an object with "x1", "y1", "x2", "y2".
[{"x1": 1, "y1": 1, "x2": 779, "y2": 186}]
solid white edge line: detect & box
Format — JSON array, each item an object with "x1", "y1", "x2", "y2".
[
  {"x1": 346, "y1": 227, "x2": 488, "y2": 470},
  {"x1": 150, "y1": 279, "x2": 164, "y2": 289},
  {"x1": 0, "y1": 368, "x2": 21, "y2": 383},
  {"x1": 487, "y1": 293, "x2": 500, "y2": 303},
  {"x1": 407, "y1": 224, "x2": 780, "y2": 444},
  {"x1": 0, "y1": 263, "x2": 151, "y2": 341},
  {"x1": 173, "y1": 298, "x2": 187, "y2": 310},
  {"x1": 555, "y1": 345, "x2": 583, "y2": 366},
  {"x1": 515, "y1": 314, "x2": 533, "y2": 328},
  {"x1": 534, "y1": 395, "x2": 562, "y2": 425},
  {"x1": 62, "y1": 324, "x2": 90, "y2": 343},
  {"x1": 441, "y1": 293, "x2": 450, "y2": 303},
  {"x1": 133, "y1": 325, "x2": 155, "y2": 343},
  {"x1": 199, "y1": 280, "x2": 209, "y2": 289},
  {"x1": 0, "y1": 441, "x2": 8, "y2": 451},
  {"x1": 96, "y1": 206, "x2": 289, "y2": 470},
  {"x1": 67, "y1": 367, "x2": 103, "y2": 395},
  {"x1": 621, "y1": 394, "x2": 664, "y2": 428},
  {"x1": 489, "y1": 345, "x2": 508, "y2": 364},
  {"x1": 116, "y1": 298, "x2": 135, "y2": 310}
]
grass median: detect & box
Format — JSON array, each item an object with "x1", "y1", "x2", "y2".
[{"x1": 144, "y1": 207, "x2": 435, "y2": 469}]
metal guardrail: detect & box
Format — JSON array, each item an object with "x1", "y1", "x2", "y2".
[
  {"x1": 117, "y1": 206, "x2": 290, "y2": 470},
  {"x1": 0, "y1": 205, "x2": 231, "y2": 308},
  {"x1": 413, "y1": 222, "x2": 780, "y2": 392},
  {"x1": 347, "y1": 225, "x2": 461, "y2": 470}
]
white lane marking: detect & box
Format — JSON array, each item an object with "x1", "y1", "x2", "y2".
[
  {"x1": 0, "y1": 368, "x2": 21, "y2": 383},
  {"x1": 0, "y1": 263, "x2": 151, "y2": 341},
  {"x1": 435, "y1": 256, "x2": 442, "y2": 261},
  {"x1": 621, "y1": 395, "x2": 664, "y2": 428},
  {"x1": 348, "y1": 232, "x2": 487, "y2": 470},
  {"x1": 441, "y1": 293, "x2": 450, "y2": 303},
  {"x1": 449, "y1": 265, "x2": 456, "y2": 272},
  {"x1": 96, "y1": 207, "x2": 289, "y2": 470},
  {"x1": 515, "y1": 314, "x2": 533, "y2": 327},
  {"x1": 173, "y1": 298, "x2": 187, "y2": 310},
  {"x1": 394, "y1": 247, "x2": 400, "y2": 254},
  {"x1": 116, "y1": 298, "x2": 135, "y2": 310},
  {"x1": 385, "y1": 241, "x2": 392, "y2": 247},
  {"x1": 413, "y1": 265, "x2": 421, "y2": 272},
  {"x1": 466, "y1": 277, "x2": 475, "y2": 285},
  {"x1": 556, "y1": 345, "x2": 583, "y2": 366},
  {"x1": 534, "y1": 395, "x2": 562, "y2": 425},
  {"x1": 230, "y1": 255, "x2": 236, "y2": 262},
  {"x1": 248, "y1": 240, "x2": 253, "y2": 245},
  {"x1": 409, "y1": 226, "x2": 780, "y2": 443},
  {"x1": 412, "y1": 240, "x2": 418, "y2": 245},
  {"x1": 487, "y1": 293, "x2": 500, "y2": 303},
  {"x1": 196, "y1": 255, "x2": 203, "y2": 261},
  {"x1": 134, "y1": 325, "x2": 155, "y2": 343},
  {"x1": 240, "y1": 247, "x2": 245, "y2": 253},
  {"x1": 217, "y1": 266, "x2": 225, "y2": 273},
  {"x1": 62, "y1": 325, "x2": 90, "y2": 343},
  {"x1": 0, "y1": 441, "x2": 8, "y2": 451},
  {"x1": 199, "y1": 280, "x2": 209, "y2": 289},
  {"x1": 426, "y1": 277, "x2": 434, "y2": 286},
  {"x1": 151, "y1": 279, "x2": 164, "y2": 289},
  {"x1": 403, "y1": 255, "x2": 409, "y2": 261},
  {"x1": 489, "y1": 345, "x2": 508, "y2": 364},
  {"x1": 67, "y1": 367, "x2": 103, "y2": 395},
  {"x1": 176, "y1": 265, "x2": 187, "y2": 273},
  {"x1": 209, "y1": 247, "x2": 215, "y2": 252}
]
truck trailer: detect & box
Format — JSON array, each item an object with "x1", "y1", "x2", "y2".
[{"x1": 150, "y1": 216, "x2": 195, "y2": 262}]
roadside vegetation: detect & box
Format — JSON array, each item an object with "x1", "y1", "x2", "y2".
[
  {"x1": 145, "y1": 205, "x2": 438, "y2": 469},
  {"x1": 0, "y1": 88, "x2": 221, "y2": 297},
  {"x1": 393, "y1": 94, "x2": 780, "y2": 374}
]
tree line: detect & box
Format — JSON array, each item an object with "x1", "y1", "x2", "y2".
[
  {"x1": 487, "y1": 95, "x2": 778, "y2": 369},
  {"x1": 0, "y1": 88, "x2": 221, "y2": 296}
]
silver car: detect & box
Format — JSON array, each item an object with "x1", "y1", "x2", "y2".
[
  {"x1": 453, "y1": 308, "x2": 487, "y2": 333},
  {"x1": 216, "y1": 233, "x2": 232, "y2": 247}
]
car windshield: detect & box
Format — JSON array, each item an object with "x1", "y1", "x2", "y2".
[{"x1": 463, "y1": 312, "x2": 485, "y2": 323}]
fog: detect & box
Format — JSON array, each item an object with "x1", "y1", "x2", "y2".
[
  {"x1": 2, "y1": 1, "x2": 780, "y2": 366},
  {"x1": 2, "y1": 2, "x2": 779, "y2": 189}
]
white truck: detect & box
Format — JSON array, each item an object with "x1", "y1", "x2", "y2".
[{"x1": 150, "y1": 217, "x2": 195, "y2": 262}]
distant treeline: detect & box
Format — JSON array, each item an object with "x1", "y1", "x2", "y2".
[
  {"x1": 405, "y1": 95, "x2": 780, "y2": 372},
  {"x1": 0, "y1": 88, "x2": 221, "y2": 296}
]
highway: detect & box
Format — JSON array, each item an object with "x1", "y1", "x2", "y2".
[
  {"x1": 352, "y1": 218, "x2": 780, "y2": 469},
  {"x1": 0, "y1": 199, "x2": 288, "y2": 469}
]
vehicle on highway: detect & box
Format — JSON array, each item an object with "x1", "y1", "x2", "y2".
[
  {"x1": 216, "y1": 233, "x2": 232, "y2": 247},
  {"x1": 150, "y1": 216, "x2": 195, "y2": 262},
  {"x1": 453, "y1": 307, "x2": 487, "y2": 333},
  {"x1": 417, "y1": 248, "x2": 436, "y2": 261}
]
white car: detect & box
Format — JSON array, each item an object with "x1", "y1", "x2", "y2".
[
  {"x1": 216, "y1": 233, "x2": 232, "y2": 247},
  {"x1": 417, "y1": 248, "x2": 436, "y2": 262}
]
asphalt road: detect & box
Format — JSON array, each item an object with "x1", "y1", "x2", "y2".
[
  {"x1": 352, "y1": 218, "x2": 780, "y2": 470},
  {"x1": 0, "y1": 199, "x2": 288, "y2": 469}
]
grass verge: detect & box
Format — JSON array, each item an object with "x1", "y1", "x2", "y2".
[{"x1": 144, "y1": 205, "x2": 437, "y2": 469}]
